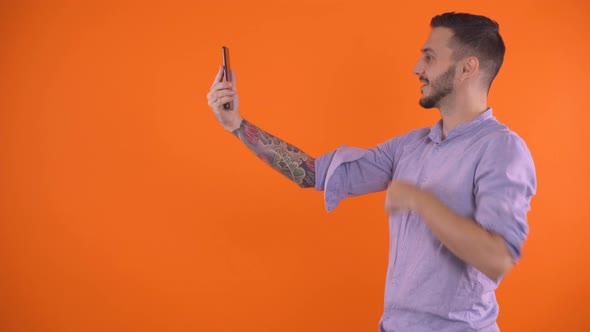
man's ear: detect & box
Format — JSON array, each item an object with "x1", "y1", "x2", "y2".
[{"x1": 460, "y1": 56, "x2": 479, "y2": 80}]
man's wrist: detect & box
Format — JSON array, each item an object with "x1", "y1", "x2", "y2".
[
  {"x1": 413, "y1": 189, "x2": 434, "y2": 214},
  {"x1": 228, "y1": 117, "x2": 244, "y2": 134}
]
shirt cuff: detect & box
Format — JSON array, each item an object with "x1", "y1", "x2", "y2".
[{"x1": 314, "y1": 146, "x2": 367, "y2": 212}]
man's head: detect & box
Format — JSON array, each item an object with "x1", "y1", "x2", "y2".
[{"x1": 414, "y1": 12, "x2": 505, "y2": 109}]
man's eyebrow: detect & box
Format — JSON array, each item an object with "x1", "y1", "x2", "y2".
[{"x1": 421, "y1": 47, "x2": 436, "y2": 55}]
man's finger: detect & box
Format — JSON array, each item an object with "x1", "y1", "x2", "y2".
[
  {"x1": 210, "y1": 65, "x2": 223, "y2": 88},
  {"x1": 216, "y1": 95, "x2": 234, "y2": 105},
  {"x1": 210, "y1": 81, "x2": 233, "y2": 93},
  {"x1": 230, "y1": 69, "x2": 236, "y2": 90}
]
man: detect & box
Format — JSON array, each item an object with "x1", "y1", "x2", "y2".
[{"x1": 206, "y1": 12, "x2": 536, "y2": 332}]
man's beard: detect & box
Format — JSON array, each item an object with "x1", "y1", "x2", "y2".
[{"x1": 419, "y1": 64, "x2": 456, "y2": 109}]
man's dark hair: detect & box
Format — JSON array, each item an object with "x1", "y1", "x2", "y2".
[{"x1": 431, "y1": 12, "x2": 505, "y2": 89}]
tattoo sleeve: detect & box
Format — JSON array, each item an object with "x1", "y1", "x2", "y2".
[{"x1": 232, "y1": 119, "x2": 316, "y2": 188}]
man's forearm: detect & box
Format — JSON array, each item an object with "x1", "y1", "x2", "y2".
[
  {"x1": 232, "y1": 119, "x2": 315, "y2": 188},
  {"x1": 415, "y1": 191, "x2": 513, "y2": 281}
]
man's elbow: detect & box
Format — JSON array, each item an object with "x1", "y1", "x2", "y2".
[{"x1": 484, "y1": 253, "x2": 514, "y2": 281}]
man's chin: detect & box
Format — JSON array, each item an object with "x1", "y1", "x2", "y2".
[{"x1": 419, "y1": 97, "x2": 436, "y2": 109}]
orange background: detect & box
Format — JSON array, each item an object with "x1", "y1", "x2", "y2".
[{"x1": 1, "y1": 0, "x2": 589, "y2": 331}]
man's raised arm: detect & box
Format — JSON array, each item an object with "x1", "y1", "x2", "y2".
[{"x1": 206, "y1": 66, "x2": 315, "y2": 188}]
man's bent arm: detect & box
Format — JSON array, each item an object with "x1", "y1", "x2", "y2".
[
  {"x1": 415, "y1": 191, "x2": 513, "y2": 281},
  {"x1": 232, "y1": 119, "x2": 315, "y2": 188}
]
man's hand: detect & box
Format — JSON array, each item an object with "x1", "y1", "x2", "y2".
[
  {"x1": 384, "y1": 181, "x2": 428, "y2": 213},
  {"x1": 206, "y1": 66, "x2": 243, "y2": 132}
]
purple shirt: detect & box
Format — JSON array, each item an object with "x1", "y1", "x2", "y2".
[{"x1": 314, "y1": 109, "x2": 536, "y2": 332}]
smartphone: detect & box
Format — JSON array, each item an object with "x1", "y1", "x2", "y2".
[{"x1": 222, "y1": 46, "x2": 232, "y2": 110}]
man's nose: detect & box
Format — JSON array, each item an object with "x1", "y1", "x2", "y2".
[{"x1": 413, "y1": 59, "x2": 424, "y2": 76}]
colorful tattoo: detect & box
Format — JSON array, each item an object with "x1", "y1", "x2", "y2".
[{"x1": 232, "y1": 119, "x2": 315, "y2": 188}]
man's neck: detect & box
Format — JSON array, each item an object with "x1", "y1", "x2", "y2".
[{"x1": 438, "y1": 96, "x2": 488, "y2": 140}]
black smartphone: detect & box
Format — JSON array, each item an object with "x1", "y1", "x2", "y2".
[{"x1": 222, "y1": 46, "x2": 232, "y2": 110}]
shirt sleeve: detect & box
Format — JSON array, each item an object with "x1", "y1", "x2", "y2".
[
  {"x1": 314, "y1": 139, "x2": 399, "y2": 212},
  {"x1": 473, "y1": 133, "x2": 537, "y2": 261}
]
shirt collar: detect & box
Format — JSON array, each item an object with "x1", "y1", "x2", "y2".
[{"x1": 428, "y1": 108, "x2": 494, "y2": 144}]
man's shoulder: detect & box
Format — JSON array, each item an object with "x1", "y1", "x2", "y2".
[
  {"x1": 393, "y1": 126, "x2": 432, "y2": 144},
  {"x1": 478, "y1": 118, "x2": 528, "y2": 147},
  {"x1": 475, "y1": 118, "x2": 534, "y2": 165}
]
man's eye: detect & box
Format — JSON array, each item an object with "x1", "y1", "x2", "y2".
[{"x1": 425, "y1": 55, "x2": 433, "y2": 61}]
